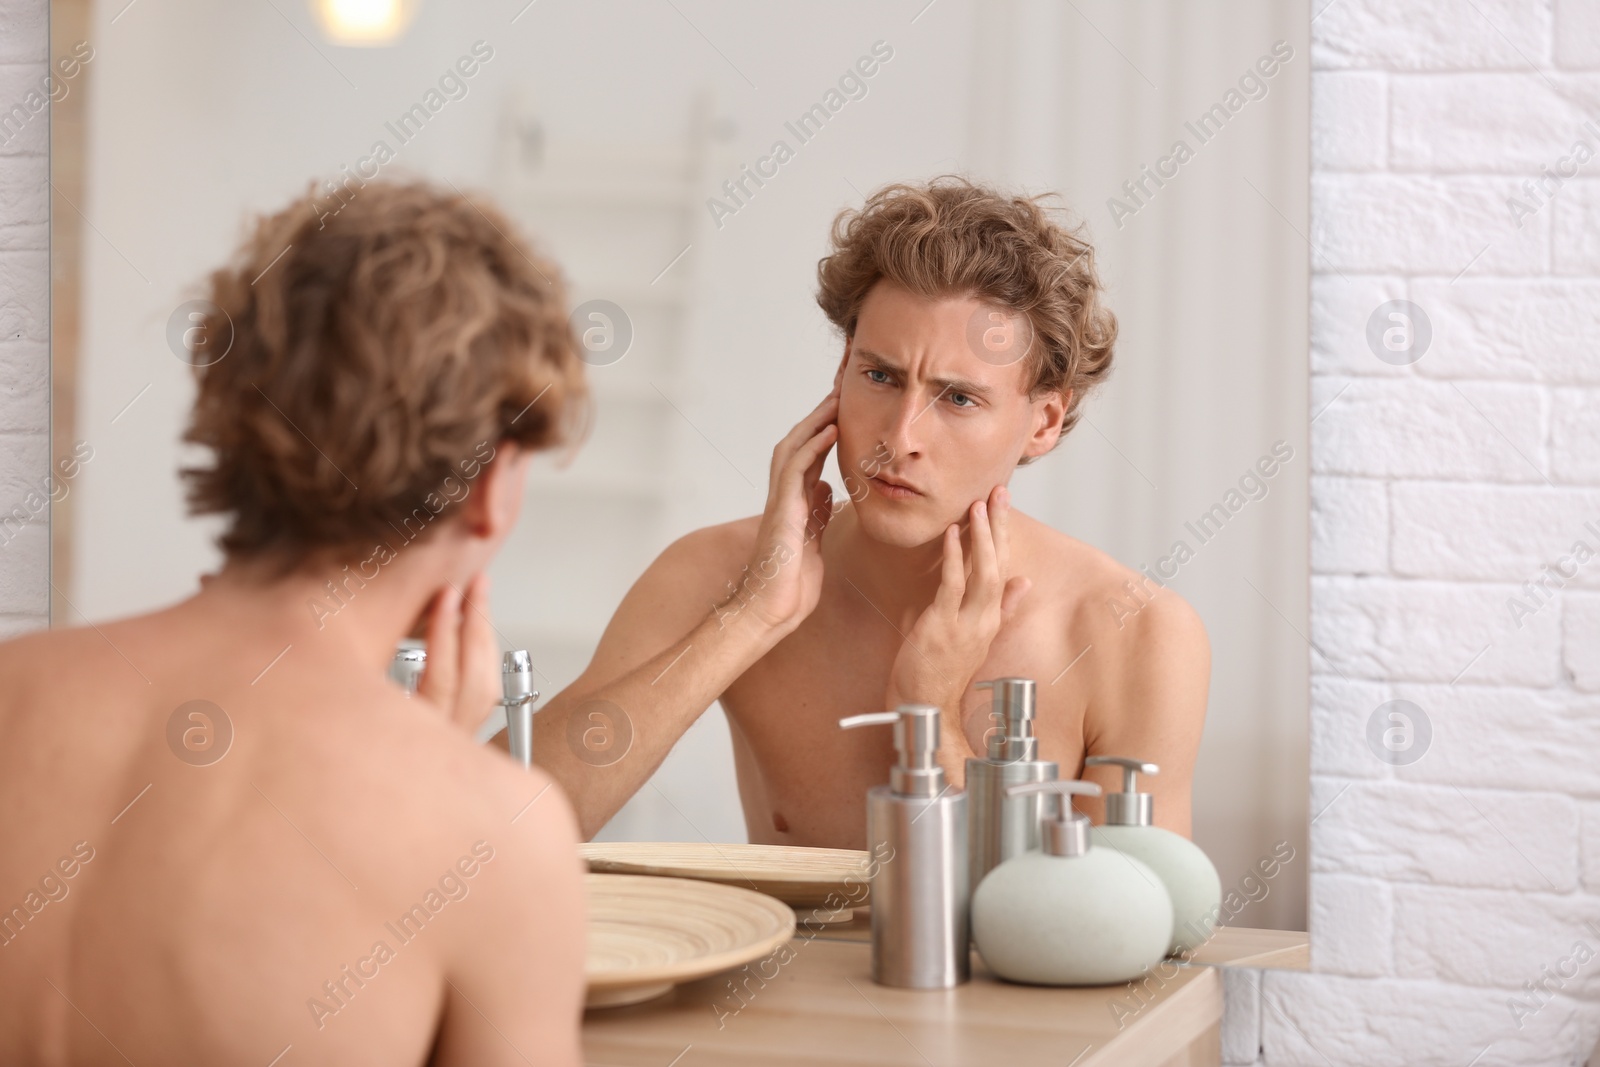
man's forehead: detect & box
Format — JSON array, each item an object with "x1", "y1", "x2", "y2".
[{"x1": 851, "y1": 291, "x2": 1032, "y2": 394}]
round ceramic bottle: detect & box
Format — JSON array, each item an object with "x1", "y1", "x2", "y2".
[
  {"x1": 970, "y1": 780, "x2": 1173, "y2": 986},
  {"x1": 1084, "y1": 756, "x2": 1223, "y2": 956}
]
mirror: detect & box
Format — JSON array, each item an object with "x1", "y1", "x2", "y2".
[{"x1": 50, "y1": 0, "x2": 1308, "y2": 939}]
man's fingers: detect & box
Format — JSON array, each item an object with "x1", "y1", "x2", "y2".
[
  {"x1": 779, "y1": 423, "x2": 838, "y2": 503},
  {"x1": 933, "y1": 522, "x2": 966, "y2": 614},
  {"x1": 418, "y1": 585, "x2": 461, "y2": 710},
  {"x1": 991, "y1": 484, "x2": 1012, "y2": 576},
  {"x1": 806, "y1": 478, "x2": 836, "y2": 544},
  {"x1": 462, "y1": 573, "x2": 498, "y2": 671},
  {"x1": 760, "y1": 423, "x2": 837, "y2": 555},
  {"x1": 462, "y1": 573, "x2": 493, "y2": 634},
  {"x1": 1000, "y1": 576, "x2": 1032, "y2": 620},
  {"x1": 769, "y1": 392, "x2": 840, "y2": 492},
  {"x1": 458, "y1": 573, "x2": 502, "y2": 728},
  {"x1": 803, "y1": 423, "x2": 838, "y2": 480},
  {"x1": 967, "y1": 498, "x2": 1000, "y2": 609}
]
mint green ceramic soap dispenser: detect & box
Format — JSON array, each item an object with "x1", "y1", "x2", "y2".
[
  {"x1": 970, "y1": 780, "x2": 1173, "y2": 986},
  {"x1": 1084, "y1": 756, "x2": 1223, "y2": 956}
]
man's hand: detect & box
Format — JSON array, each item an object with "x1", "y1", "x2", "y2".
[
  {"x1": 418, "y1": 571, "x2": 502, "y2": 734},
  {"x1": 730, "y1": 389, "x2": 840, "y2": 638},
  {"x1": 884, "y1": 485, "x2": 1031, "y2": 738}
]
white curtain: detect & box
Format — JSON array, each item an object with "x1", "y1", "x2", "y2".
[{"x1": 960, "y1": 0, "x2": 1311, "y2": 931}]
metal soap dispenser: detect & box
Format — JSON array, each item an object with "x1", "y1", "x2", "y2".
[
  {"x1": 1085, "y1": 756, "x2": 1222, "y2": 955},
  {"x1": 965, "y1": 677, "x2": 1058, "y2": 894},
  {"x1": 970, "y1": 780, "x2": 1173, "y2": 986},
  {"x1": 839, "y1": 703, "x2": 969, "y2": 989}
]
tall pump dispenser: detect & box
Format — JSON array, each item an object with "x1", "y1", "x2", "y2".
[
  {"x1": 970, "y1": 780, "x2": 1173, "y2": 985},
  {"x1": 839, "y1": 704, "x2": 969, "y2": 989},
  {"x1": 965, "y1": 677, "x2": 1059, "y2": 894},
  {"x1": 1085, "y1": 756, "x2": 1223, "y2": 955}
]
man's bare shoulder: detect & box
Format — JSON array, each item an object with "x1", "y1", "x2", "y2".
[
  {"x1": 0, "y1": 614, "x2": 578, "y2": 871},
  {"x1": 0, "y1": 618, "x2": 158, "y2": 718},
  {"x1": 1008, "y1": 510, "x2": 1210, "y2": 775},
  {"x1": 0, "y1": 624, "x2": 67, "y2": 686},
  {"x1": 317, "y1": 685, "x2": 581, "y2": 853},
  {"x1": 1010, "y1": 509, "x2": 1208, "y2": 655},
  {"x1": 666, "y1": 516, "x2": 762, "y2": 564},
  {"x1": 0, "y1": 618, "x2": 123, "y2": 673},
  {"x1": 642, "y1": 516, "x2": 762, "y2": 597}
]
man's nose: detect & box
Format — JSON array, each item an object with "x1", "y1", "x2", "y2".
[{"x1": 882, "y1": 388, "x2": 928, "y2": 459}]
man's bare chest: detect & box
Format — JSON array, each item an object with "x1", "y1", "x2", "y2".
[{"x1": 720, "y1": 595, "x2": 1094, "y2": 817}]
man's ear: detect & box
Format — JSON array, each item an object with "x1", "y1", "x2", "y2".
[
  {"x1": 462, "y1": 442, "x2": 532, "y2": 542},
  {"x1": 1022, "y1": 389, "x2": 1070, "y2": 460},
  {"x1": 833, "y1": 336, "x2": 852, "y2": 392}
]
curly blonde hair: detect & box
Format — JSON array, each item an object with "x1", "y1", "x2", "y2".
[
  {"x1": 180, "y1": 177, "x2": 590, "y2": 572},
  {"x1": 815, "y1": 176, "x2": 1116, "y2": 454}
]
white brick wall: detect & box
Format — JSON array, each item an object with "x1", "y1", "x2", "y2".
[
  {"x1": 2, "y1": 1, "x2": 1597, "y2": 1063},
  {"x1": 1233, "y1": 0, "x2": 1600, "y2": 1063},
  {"x1": 0, "y1": 0, "x2": 48, "y2": 636}
]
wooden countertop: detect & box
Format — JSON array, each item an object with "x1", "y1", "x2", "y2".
[{"x1": 582, "y1": 920, "x2": 1308, "y2": 1066}]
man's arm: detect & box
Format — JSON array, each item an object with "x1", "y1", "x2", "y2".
[
  {"x1": 1075, "y1": 589, "x2": 1210, "y2": 837},
  {"x1": 430, "y1": 764, "x2": 586, "y2": 1067},
  {"x1": 496, "y1": 390, "x2": 843, "y2": 840},
  {"x1": 516, "y1": 532, "x2": 783, "y2": 840}
]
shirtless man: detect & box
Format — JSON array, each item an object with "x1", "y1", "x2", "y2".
[
  {"x1": 525, "y1": 177, "x2": 1211, "y2": 847},
  {"x1": 0, "y1": 181, "x2": 604, "y2": 1066}
]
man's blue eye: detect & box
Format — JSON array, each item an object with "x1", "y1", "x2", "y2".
[
  {"x1": 867, "y1": 369, "x2": 890, "y2": 383},
  {"x1": 950, "y1": 392, "x2": 975, "y2": 407}
]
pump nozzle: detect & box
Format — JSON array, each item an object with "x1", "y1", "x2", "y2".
[
  {"x1": 840, "y1": 704, "x2": 944, "y2": 798},
  {"x1": 974, "y1": 677, "x2": 1037, "y2": 762},
  {"x1": 1083, "y1": 755, "x2": 1159, "y2": 826},
  {"x1": 1005, "y1": 779, "x2": 1103, "y2": 856}
]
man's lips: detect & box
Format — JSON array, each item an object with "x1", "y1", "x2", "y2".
[{"x1": 869, "y1": 473, "x2": 922, "y2": 499}]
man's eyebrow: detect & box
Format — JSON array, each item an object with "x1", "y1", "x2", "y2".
[{"x1": 854, "y1": 348, "x2": 994, "y2": 400}]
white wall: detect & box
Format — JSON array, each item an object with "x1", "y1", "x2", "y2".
[{"x1": 1220, "y1": 0, "x2": 1600, "y2": 1063}]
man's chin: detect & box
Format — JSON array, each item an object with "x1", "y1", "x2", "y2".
[{"x1": 852, "y1": 494, "x2": 948, "y2": 549}]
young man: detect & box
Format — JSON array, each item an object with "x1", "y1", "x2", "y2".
[
  {"x1": 0, "y1": 175, "x2": 848, "y2": 1064},
  {"x1": 526, "y1": 177, "x2": 1211, "y2": 848}
]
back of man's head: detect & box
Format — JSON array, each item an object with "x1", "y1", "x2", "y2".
[{"x1": 180, "y1": 178, "x2": 589, "y2": 575}]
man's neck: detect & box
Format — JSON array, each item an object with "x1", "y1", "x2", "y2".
[
  {"x1": 826, "y1": 500, "x2": 950, "y2": 621},
  {"x1": 188, "y1": 552, "x2": 443, "y2": 681}
]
